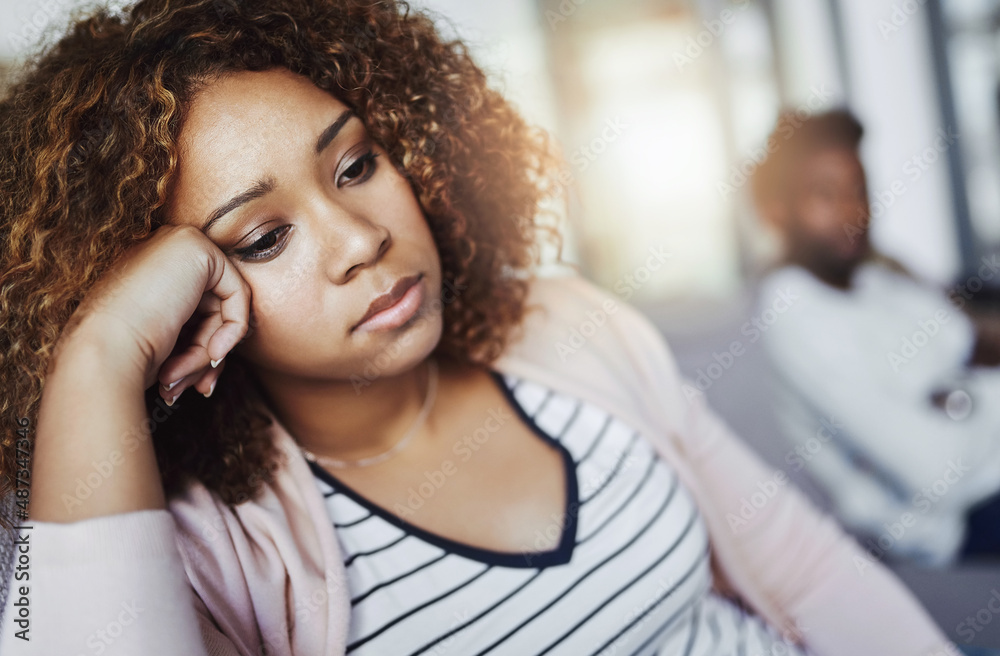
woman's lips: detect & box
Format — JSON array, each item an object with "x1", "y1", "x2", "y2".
[{"x1": 352, "y1": 274, "x2": 424, "y2": 334}]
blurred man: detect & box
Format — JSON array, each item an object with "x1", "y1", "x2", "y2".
[{"x1": 749, "y1": 109, "x2": 1000, "y2": 566}]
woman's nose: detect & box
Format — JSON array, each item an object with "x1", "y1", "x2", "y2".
[{"x1": 320, "y1": 209, "x2": 391, "y2": 284}]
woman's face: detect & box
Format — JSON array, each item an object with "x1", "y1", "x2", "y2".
[{"x1": 165, "y1": 67, "x2": 443, "y2": 381}]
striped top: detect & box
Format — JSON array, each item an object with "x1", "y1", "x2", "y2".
[{"x1": 309, "y1": 371, "x2": 811, "y2": 656}]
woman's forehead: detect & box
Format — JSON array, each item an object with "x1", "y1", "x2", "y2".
[
  {"x1": 166, "y1": 69, "x2": 354, "y2": 225},
  {"x1": 180, "y1": 69, "x2": 348, "y2": 140}
]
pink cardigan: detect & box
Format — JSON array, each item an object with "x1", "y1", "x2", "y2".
[{"x1": 0, "y1": 273, "x2": 957, "y2": 655}]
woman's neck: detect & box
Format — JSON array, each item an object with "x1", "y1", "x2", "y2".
[{"x1": 253, "y1": 357, "x2": 439, "y2": 461}]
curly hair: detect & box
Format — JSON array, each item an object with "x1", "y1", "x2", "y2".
[{"x1": 0, "y1": 0, "x2": 567, "y2": 527}]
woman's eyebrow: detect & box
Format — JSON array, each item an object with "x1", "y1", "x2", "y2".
[
  {"x1": 201, "y1": 176, "x2": 276, "y2": 235},
  {"x1": 315, "y1": 109, "x2": 357, "y2": 153},
  {"x1": 200, "y1": 109, "x2": 357, "y2": 235}
]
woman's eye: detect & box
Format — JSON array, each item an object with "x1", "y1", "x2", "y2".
[
  {"x1": 338, "y1": 149, "x2": 379, "y2": 187},
  {"x1": 233, "y1": 225, "x2": 291, "y2": 262}
]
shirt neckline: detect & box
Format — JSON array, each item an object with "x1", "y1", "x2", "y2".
[{"x1": 308, "y1": 368, "x2": 579, "y2": 569}]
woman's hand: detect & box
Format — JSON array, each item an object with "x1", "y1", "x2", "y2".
[
  {"x1": 59, "y1": 223, "x2": 252, "y2": 401},
  {"x1": 30, "y1": 223, "x2": 252, "y2": 522}
]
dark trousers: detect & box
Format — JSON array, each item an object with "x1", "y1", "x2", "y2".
[{"x1": 961, "y1": 488, "x2": 1000, "y2": 559}]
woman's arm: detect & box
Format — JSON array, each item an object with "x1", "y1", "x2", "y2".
[
  {"x1": 0, "y1": 323, "x2": 241, "y2": 654},
  {"x1": 28, "y1": 318, "x2": 165, "y2": 522},
  {"x1": 570, "y1": 273, "x2": 959, "y2": 655},
  {"x1": 0, "y1": 510, "x2": 228, "y2": 655},
  {"x1": 0, "y1": 224, "x2": 251, "y2": 653},
  {"x1": 681, "y1": 389, "x2": 956, "y2": 655},
  {"x1": 966, "y1": 309, "x2": 1000, "y2": 367}
]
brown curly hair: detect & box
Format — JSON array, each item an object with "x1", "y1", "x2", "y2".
[{"x1": 0, "y1": 0, "x2": 567, "y2": 527}]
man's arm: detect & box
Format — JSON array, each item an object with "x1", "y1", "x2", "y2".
[{"x1": 965, "y1": 308, "x2": 1000, "y2": 367}]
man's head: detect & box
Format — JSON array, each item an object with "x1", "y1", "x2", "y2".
[{"x1": 751, "y1": 109, "x2": 872, "y2": 287}]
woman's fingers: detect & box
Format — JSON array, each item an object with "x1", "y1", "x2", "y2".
[
  {"x1": 204, "y1": 252, "x2": 251, "y2": 365},
  {"x1": 159, "y1": 355, "x2": 225, "y2": 406},
  {"x1": 157, "y1": 310, "x2": 223, "y2": 387},
  {"x1": 159, "y1": 368, "x2": 200, "y2": 405},
  {"x1": 155, "y1": 248, "x2": 250, "y2": 404},
  {"x1": 193, "y1": 359, "x2": 224, "y2": 398}
]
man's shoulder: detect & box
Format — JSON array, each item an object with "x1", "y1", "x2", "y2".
[
  {"x1": 755, "y1": 263, "x2": 830, "y2": 317},
  {"x1": 757, "y1": 263, "x2": 822, "y2": 292},
  {"x1": 854, "y1": 256, "x2": 938, "y2": 297}
]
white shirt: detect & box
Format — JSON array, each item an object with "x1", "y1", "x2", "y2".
[
  {"x1": 310, "y1": 371, "x2": 810, "y2": 655},
  {"x1": 757, "y1": 260, "x2": 1000, "y2": 565}
]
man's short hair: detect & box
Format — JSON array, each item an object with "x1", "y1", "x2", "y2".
[{"x1": 750, "y1": 108, "x2": 865, "y2": 207}]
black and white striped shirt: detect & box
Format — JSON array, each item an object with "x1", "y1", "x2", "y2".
[{"x1": 309, "y1": 372, "x2": 811, "y2": 656}]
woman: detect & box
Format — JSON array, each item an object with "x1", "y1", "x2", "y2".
[{"x1": 0, "y1": 0, "x2": 968, "y2": 654}]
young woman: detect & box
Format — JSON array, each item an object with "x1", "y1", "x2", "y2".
[{"x1": 0, "y1": 0, "x2": 967, "y2": 654}]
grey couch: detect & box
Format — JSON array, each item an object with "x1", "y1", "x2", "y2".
[{"x1": 639, "y1": 286, "x2": 1000, "y2": 649}]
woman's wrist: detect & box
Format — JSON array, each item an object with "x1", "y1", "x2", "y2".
[
  {"x1": 30, "y1": 318, "x2": 166, "y2": 522},
  {"x1": 49, "y1": 313, "x2": 149, "y2": 391}
]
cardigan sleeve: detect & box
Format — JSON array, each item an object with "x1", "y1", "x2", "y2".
[
  {"x1": 592, "y1": 280, "x2": 959, "y2": 656},
  {"x1": 0, "y1": 509, "x2": 235, "y2": 655},
  {"x1": 679, "y1": 389, "x2": 957, "y2": 655}
]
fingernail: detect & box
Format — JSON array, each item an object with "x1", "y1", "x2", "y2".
[
  {"x1": 166, "y1": 392, "x2": 179, "y2": 407},
  {"x1": 162, "y1": 379, "x2": 181, "y2": 392},
  {"x1": 203, "y1": 380, "x2": 216, "y2": 398},
  {"x1": 211, "y1": 358, "x2": 223, "y2": 368}
]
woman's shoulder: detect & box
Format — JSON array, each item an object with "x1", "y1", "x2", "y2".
[
  {"x1": 512, "y1": 269, "x2": 681, "y2": 370},
  {"x1": 164, "y1": 438, "x2": 298, "y2": 541},
  {"x1": 161, "y1": 440, "x2": 331, "y2": 651},
  {"x1": 519, "y1": 269, "x2": 669, "y2": 342},
  {"x1": 522, "y1": 268, "x2": 624, "y2": 311},
  {"x1": 496, "y1": 270, "x2": 688, "y2": 434}
]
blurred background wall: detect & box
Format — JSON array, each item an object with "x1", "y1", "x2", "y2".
[
  {"x1": 2, "y1": 0, "x2": 999, "y2": 646},
  {"x1": 416, "y1": 0, "x2": 996, "y2": 305}
]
